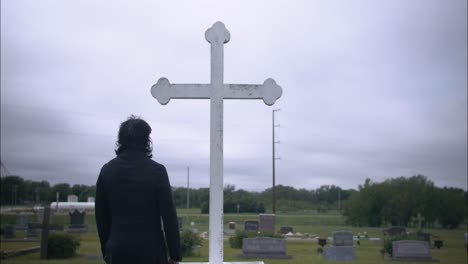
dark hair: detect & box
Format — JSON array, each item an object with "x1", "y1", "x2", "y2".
[{"x1": 115, "y1": 115, "x2": 153, "y2": 157}]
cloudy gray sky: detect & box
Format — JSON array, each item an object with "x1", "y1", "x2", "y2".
[{"x1": 1, "y1": 0, "x2": 467, "y2": 191}]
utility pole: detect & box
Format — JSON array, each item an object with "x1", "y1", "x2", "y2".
[
  {"x1": 272, "y1": 109, "x2": 281, "y2": 214},
  {"x1": 186, "y1": 166, "x2": 190, "y2": 211}
]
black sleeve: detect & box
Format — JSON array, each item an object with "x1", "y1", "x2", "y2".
[
  {"x1": 95, "y1": 166, "x2": 111, "y2": 258},
  {"x1": 158, "y1": 166, "x2": 182, "y2": 261}
]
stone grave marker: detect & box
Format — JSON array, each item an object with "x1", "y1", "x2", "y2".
[
  {"x1": 392, "y1": 240, "x2": 439, "y2": 262},
  {"x1": 323, "y1": 246, "x2": 356, "y2": 261},
  {"x1": 15, "y1": 213, "x2": 29, "y2": 230},
  {"x1": 67, "y1": 194, "x2": 78, "y2": 202},
  {"x1": 259, "y1": 214, "x2": 275, "y2": 233},
  {"x1": 3, "y1": 224, "x2": 16, "y2": 239},
  {"x1": 383, "y1": 226, "x2": 406, "y2": 237},
  {"x1": 333, "y1": 231, "x2": 354, "y2": 246},
  {"x1": 87, "y1": 197, "x2": 95, "y2": 202},
  {"x1": 239, "y1": 237, "x2": 291, "y2": 259},
  {"x1": 280, "y1": 226, "x2": 293, "y2": 234},
  {"x1": 68, "y1": 210, "x2": 87, "y2": 232},
  {"x1": 228, "y1": 222, "x2": 236, "y2": 230},
  {"x1": 244, "y1": 220, "x2": 259, "y2": 232},
  {"x1": 417, "y1": 232, "x2": 431, "y2": 242},
  {"x1": 464, "y1": 233, "x2": 467, "y2": 248},
  {"x1": 150, "y1": 21, "x2": 282, "y2": 264},
  {"x1": 323, "y1": 231, "x2": 356, "y2": 261}
]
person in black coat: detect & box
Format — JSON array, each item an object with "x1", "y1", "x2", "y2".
[{"x1": 96, "y1": 116, "x2": 181, "y2": 264}]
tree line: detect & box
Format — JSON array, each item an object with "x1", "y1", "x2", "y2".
[
  {"x1": 2, "y1": 174, "x2": 466, "y2": 229},
  {"x1": 343, "y1": 175, "x2": 467, "y2": 229},
  {"x1": 1, "y1": 176, "x2": 96, "y2": 204}
]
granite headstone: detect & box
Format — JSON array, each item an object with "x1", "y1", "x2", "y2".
[
  {"x1": 259, "y1": 213, "x2": 275, "y2": 233},
  {"x1": 239, "y1": 237, "x2": 291, "y2": 259},
  {"x1": 244, "y1": 220, "x2": 259, "y2": 232},
  {"x1": 392, "y1": 240, "x2": 439, "y2": 262}
]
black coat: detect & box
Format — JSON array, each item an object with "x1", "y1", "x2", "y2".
[{"x1": 95, "y1": 150, "x2": 181, "y2": 264}]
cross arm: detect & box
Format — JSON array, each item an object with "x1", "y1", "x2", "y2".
[
  {"x1": 151, "y1": 77, "x2": 211, "y2": 105},
  {"x1": 224, "y1": 78, "x2": 282, "y2": 106},
  {"x1": 151, "y1": 77, "x2": 282, "y2": 106}
]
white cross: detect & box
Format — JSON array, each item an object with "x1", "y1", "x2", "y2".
[{"x1": 151, "y1": 21, "x2": 282, "y2": 264}]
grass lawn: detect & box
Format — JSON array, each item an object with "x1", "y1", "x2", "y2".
[{"x1": 1, "y1": 210, "x2": 467, "y2": 263}]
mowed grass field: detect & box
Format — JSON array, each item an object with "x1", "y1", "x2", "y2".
[{"x1": 1, "y1": 208, "x2": 467, "y2": 264}]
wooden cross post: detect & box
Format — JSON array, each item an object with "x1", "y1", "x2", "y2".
[
  {"x1": 28, "y1": 206, "x2": 63, "y2": 259},
  {"x1": 151, "y1": 21, "x2": 282, "y2": 264}
]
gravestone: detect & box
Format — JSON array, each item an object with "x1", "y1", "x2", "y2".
[
  {"x1": 392, "y1": 240, "x2": 439, "y2": 262},
  {"x1": 280, "y1": 226, "x2": 293, "y2": 234},
  {"x1": 464, "y1": 233, "x2": 467, "y2": 248},
  {"x1": 3, "y1": 224, "x2": 16, "y2": 239},
  {"x1": 15, "y1": 213, "x2": 29, "y2": 230},
  {"x1": 150, "y1": 21, "x2": 282, "y2": 264},
  {"x1": 239, "y1": 237, "x2": 291, "y2": 259},
  {"x1": 323, "y1": 231, "x2": 356, "y2": 261},
  {"x1": 87, "y1": 197, "x2": 95, "y2": 202},
  {"x1": 259, "y1": 214, "x2": 275, "y2": 233},
  {"x1": 417, "y1": 232, "x2": 431, "y2": 242},
  {"x1": 228, "y1": 222, "x2": 236, "y2": 230},
  {"x1": 383, "y1": 226, "x2": 406, "y2": 237},
  {"x1": 244, "y1": 220, "x2": 259, "y2": 232},
  {"x1": 68, "y1": 210, "x2": 87, "y2": 232},
  {"x1": 67, "y1": 194, "x2": 78, "y2": 202},
  {"x1": 323, "y1": 246, "x2": 356, "y2": 261},
  {"x1": 333, "y1": 231, "x2": 354, "y2": 246}
]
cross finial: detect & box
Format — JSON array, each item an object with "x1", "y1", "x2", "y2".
[{"x1": 205, "y1": 21, "x2": 230, "y2": 44}]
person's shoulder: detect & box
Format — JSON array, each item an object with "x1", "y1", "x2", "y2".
[
  {"x1": 99, "y1": 157, "x2": 120, "y2": 172},
  {"x1": 147, "y1": 158, "x2": 166, "y2": 170}
]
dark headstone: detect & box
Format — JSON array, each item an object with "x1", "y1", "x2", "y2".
[
  {"x1": 244, "y1": 220, "x2": 259, "y2": 232},
  {"x1": 280, "y1": 226, "x2": 293, "y2": 234},
  {"x1": 68, "y1": 210, "x2": 87, "y2": 232},
  {"x1": 392, "y1": 240, "x2": 439, "y2": 262},
  {"x1": 417, "y1": 232, "x2": 431, "y2": 242},
  {"x1": 383, "y1": 226, "x2": 406, "y2": 237},
  {"x1": 259, "y1": 214, "x2": 275, "y2": 233},
  {"x1": 323, "y1": 246, "x2": 356, "y2": 261},
  {"x1": 239, "y1": 237, "x2": 291, "y2": 259},
  {"x1": 228, "y1": 222, "x2": 236, "y2": 230},
  {"x1": 3, "y1": 224, "x2": 16, "y2": 239},
  {"x1": 15, "y1": 214, "x2": 29, "y2": 230},
  {"x1": 333, "y1": 231, "x2": 353, "y2": 246}
]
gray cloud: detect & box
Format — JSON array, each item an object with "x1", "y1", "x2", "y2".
[{"x1": 1, "y1": 0, "x2": 466, "y2": 191}]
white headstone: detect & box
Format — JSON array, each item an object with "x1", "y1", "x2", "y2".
[
  {"x1": 151, "y1": 21, "x2": 282, "y2": 264},
  {"x1": 67, "y1": 195, "x2": 78, "y2": 203},
  {"x1": 87, "y1": 197, "x2": 95, "y2": 203}
]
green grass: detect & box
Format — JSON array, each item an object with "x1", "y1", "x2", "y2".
[{"x1": 1, "y1": 210, "x2": 467, "y2": 263}]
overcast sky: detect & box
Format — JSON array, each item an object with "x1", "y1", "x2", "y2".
[{"x1": 1, "y1": 0, "x2": 467, "y2": 191}]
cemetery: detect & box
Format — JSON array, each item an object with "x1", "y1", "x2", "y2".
[
  {"x1": 1, "y1": 208, "x2": 467, "y2": 263},
  {"x1": 1, "y1": 1, "x2": 467, "y2": 264}
]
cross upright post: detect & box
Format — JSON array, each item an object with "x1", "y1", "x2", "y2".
[{"x1": 151, "y1": 21, "x2": 282, "y2": 264}]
